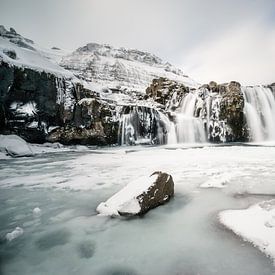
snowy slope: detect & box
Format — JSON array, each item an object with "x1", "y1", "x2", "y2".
[
  {"x1": 0, "y1": 26, "x2": 198, "y2": 95},
  {"x1": 0, "y1": 26, "x2": 73, "y2": 78},
  {"x1": 60, "y1": 43, "x2": 199, "y2": 93}
]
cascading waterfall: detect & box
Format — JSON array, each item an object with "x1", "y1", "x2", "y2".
[
  {"x1": 118, "y1": 105, "x2": 169, "y2": 145},
  {"x1": 170, "y1": 92, "x2": 206, "y2": 143},
  {"x1": 118, "y1": 85, "x2": 275, "y2": 146},
  {"x1": 242, "y1": 86, "x2": 275, "y2": 141}
]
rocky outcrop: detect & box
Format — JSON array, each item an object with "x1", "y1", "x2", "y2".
[
  {"x1": 96, "y1": 171, "x2": 174, "y2": 217},
  {"x1": 219, "y1": 81, "x2": 246, "y2": 141},
  {"x1": 145, "y1": 77, "x2": 189, "y2": 110},
  {"x1": 0, "y1": 61, "x2": 119, "y2": 145},
  {"x1": 145, "y1": 78, "x2": 248, "y2": 142}
]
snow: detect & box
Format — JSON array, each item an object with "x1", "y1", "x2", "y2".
[
  {"x1": 220, "y1": 200, "x2": 275, "y2": 262},
  {"x1": 10, "y1": 101, "x2": 37, "y2": 116},
  {"x1": 0, "y1": 37, "x2": 73, "y2": 77},
  {"x1": 33, "y1": 207, "x2": 42, "y2": 217},
  {"x1": 0, "y1": 134, "x2": 33, "y2": 157},
  {"x1": 60, "y1": 43, "x2": 199, "y2": 94},
  {"x1": 6, "y1": 227, "x2": 24, "y2": 241},
  {"x1": 96, "y1": 174, "x2": 158, "y2": 216},
  {"x1": 200, "y1": 172, "x2": 232, "y2": 188}
]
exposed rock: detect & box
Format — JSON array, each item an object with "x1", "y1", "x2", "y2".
[
  {"x1": 268, "y1": 83, "x2": 275, "y2": 96},
  {"x1": 133, "y1": 171, "x2": 174, "y2": 215},
  {"x1": 0, "y1": 25, "x2": 35, "y2": 49},
  {"x1": 219, "y1": 81, "x2": 246, "y2": 141},
  {"x1": 145, "y1": 78, "x2": 248, "y2": 142},
  {"x1": 3, "y1": 49, "x2": 16, "y2": 59},
  {"x1": 0, "y1": 61, "x2": 119, "y2": 145},
  {"x1": 96, "y1": 171, "x2": 174, "y2": 217},
  {"x1": 145, "y1": 77, "x2": 189, "y2": 110}
]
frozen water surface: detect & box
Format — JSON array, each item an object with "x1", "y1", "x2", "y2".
[{"x1": 1, "y1": 145, "x2": 275, "y2": 275}]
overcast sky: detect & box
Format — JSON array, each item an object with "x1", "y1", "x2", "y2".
[{"x1": 1, "y1": 0, "x2": 274, "y2": 85}]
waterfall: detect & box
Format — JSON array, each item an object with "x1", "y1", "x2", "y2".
[
  {"x1": 118, "y1": 85, "x2": 275, "y2": 146},
  {"x1": 173, "y1": 92, "x2": 206, "y2": 143},
  {"x1": 242, "y1": 86, "x2": 275, "y2": 141},
  {"x1": 119, "y1": 105, "x2": 169, "y2": 145}
]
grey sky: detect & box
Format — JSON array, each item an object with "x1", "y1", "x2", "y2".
[{"x1": 0, "y1": 0, "x2": 274, "y2": 85}]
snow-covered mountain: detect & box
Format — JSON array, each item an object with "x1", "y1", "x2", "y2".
[
  {"x1": 0, "y1": 25, "x2": 73, "y2": 77},
  {"x1": 0, "y1": 25, "x2": 198, "y2": 95},
  {"x1": 59, "y1": 43, "x2": 199, "y2": 93}
]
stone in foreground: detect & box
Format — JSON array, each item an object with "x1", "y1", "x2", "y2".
[{"x1": 96, "y1": 171, "x2": 174, "y2": 217}]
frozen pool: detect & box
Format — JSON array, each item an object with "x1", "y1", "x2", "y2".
[{"x1": 1, "y1": 145, "x2": 275, "y2": 275}]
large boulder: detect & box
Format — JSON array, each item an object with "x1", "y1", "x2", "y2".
[{"x1": 96, "y1": 171, "x2": 174, "y2": 217}]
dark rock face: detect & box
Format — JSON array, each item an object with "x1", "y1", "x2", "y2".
[
  {"x1": 145, "y1": 78, "x2": 248, "y2": 142},
  {"x1": 3, "y1": 49, "x2": 17, "y2": 60},
  {"x1": 145, "y1": 77, "x2": 189, "y2": 110},
  {"x1": 0, "y1": 61, "x2": 119, "y2": 145},
  {"x1": 219, "y1": 81, "x2": 246, "y2": 141},
  {"x1": 137, "y1": 171, "x2": 174, "y2": 215},
  {"x1": 119, "y1": 171, "x2": 174, "y2": 216}
]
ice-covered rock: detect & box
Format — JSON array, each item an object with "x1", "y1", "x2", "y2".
[
  {"x1": 96, "y1": 171, "x2": 174, "y2": 217},
  {"x1": 6, "y1": 226, "x2": 24, "y2": 241},
  {"x1": 0, "y1": 134, "x2": 33, "y2": 157}
]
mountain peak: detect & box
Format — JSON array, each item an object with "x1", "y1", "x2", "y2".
[
  {"x1": 61, "y1": 42, "x2": 198, "y2": 92},
  {"x1": 76, "y1": 42, "x2": 163, "y2": 66}
]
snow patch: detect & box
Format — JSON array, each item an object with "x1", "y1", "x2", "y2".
[
  {"x1": 33, "y1": 207, "x2": 41, "y2": 217},
  {"x1": 6, "y1": 227, "x2": 24, "y2": 241},
  {"x1": 0, "y1": 37, "x2": 73, "y2": 77},
  {"x1": 200, "y1": 173, "x2": 232, "y2": 188},
  {"x1": 0, "y1": 135, "x2": 33, "y2": 157},
  {"x1": 219, "y1": 200, "x2": 275, "y2": 261},
  {"x1": 10, "y1": 101, "x2": 37, "y2": 116}
]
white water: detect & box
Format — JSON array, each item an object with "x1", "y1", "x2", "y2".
[
  {"x1": 119, "y1": 86, "x2": 275, "y2": 145},
  {"x1": 119, "y1": 113, "x2": 135, "y2": 145},
  {"x1": 173, "y1": 92, "x2": 206, "y2": 143},
  {"x1": 242, "y1": 86, "x2": 275, "y2": 141}
]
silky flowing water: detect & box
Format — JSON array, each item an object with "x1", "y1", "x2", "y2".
[{"x1": 1, "y1": 146, "x2": 275, "y2": 275}]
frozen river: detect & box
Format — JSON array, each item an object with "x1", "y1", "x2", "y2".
[{"x1": 1, "y1": 144, "x2": 275, "y2": 275}]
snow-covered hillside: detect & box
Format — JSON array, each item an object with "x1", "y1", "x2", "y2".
[
  {"x1": 0, "y1": 26, "x2": 73, "y2": 77},
  {"x1": 0, "y1": 25, "x2": 198, "y2": 95},
  {"x1": 60, "y1": 42, "x2": 199, "y2": 93}
]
